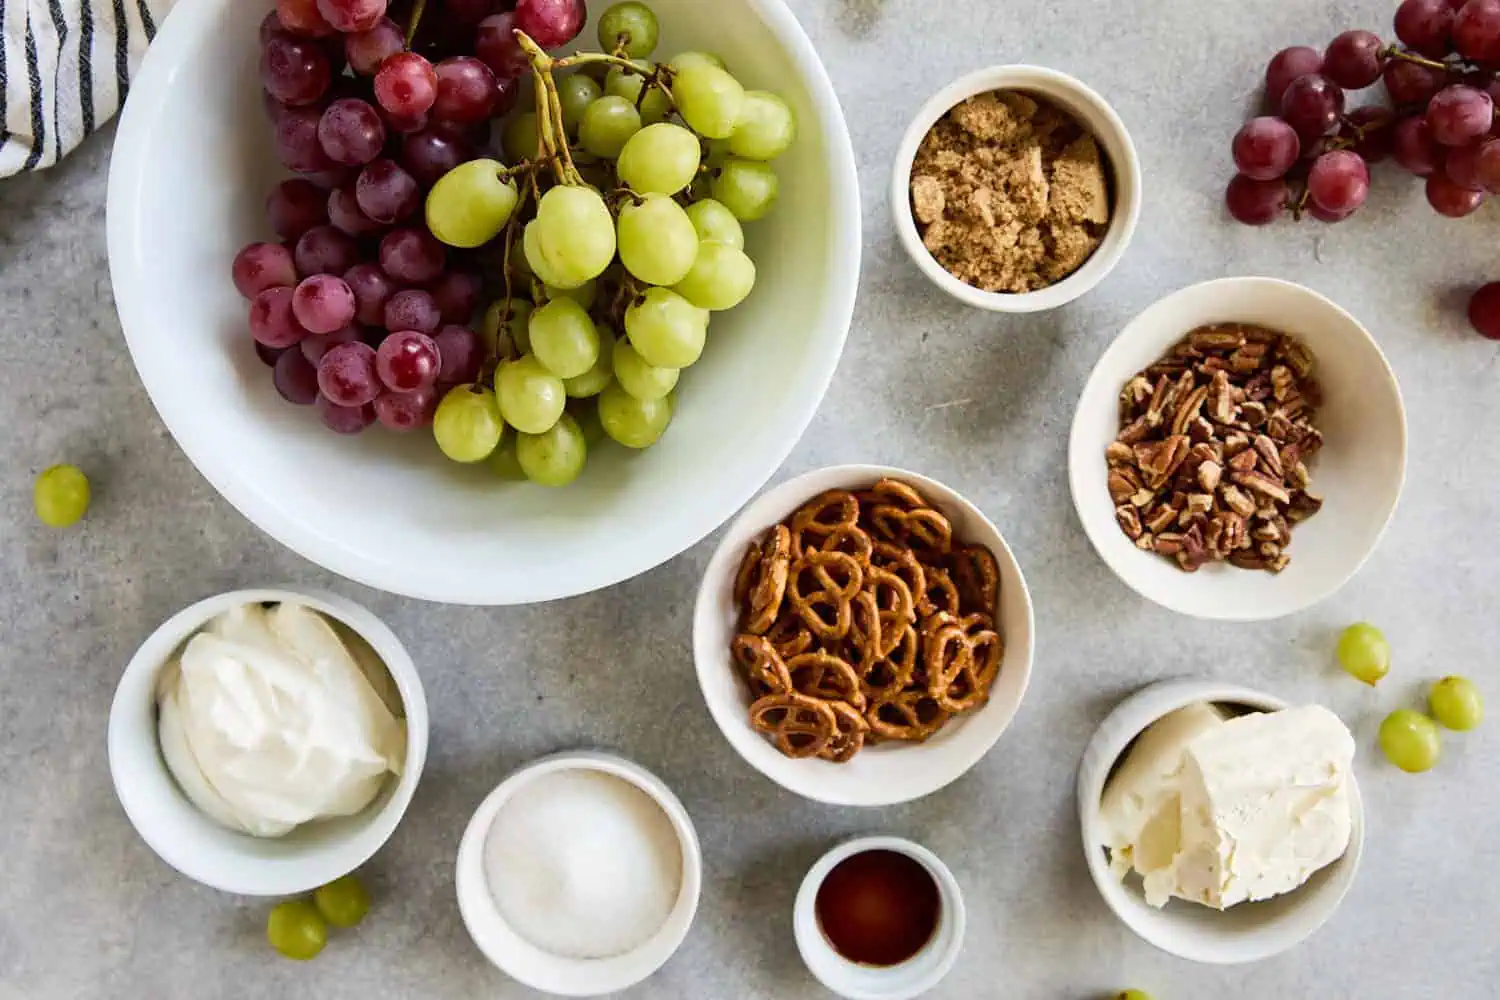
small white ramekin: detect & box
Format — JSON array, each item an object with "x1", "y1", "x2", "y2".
[
  {"x1": 793, "y1": 836, "x2": 966, "y2": 1000},
  {"x1": 455, "y1": 751, "x2": 702, "y2": 997},
  {"x1": 1076, "y1": 679, "x2": 1365, "y2": 965},
  {"x1": 107, "y1": 587, "x2": 429, "y2": 897},
  {"x1": 891, "y1": 64, "x2": 1141, "y2": 312}
]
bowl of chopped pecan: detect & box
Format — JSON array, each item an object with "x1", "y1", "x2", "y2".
[{"x1": 1068, "y1": 277, "x2": 1406, "y2": 621}]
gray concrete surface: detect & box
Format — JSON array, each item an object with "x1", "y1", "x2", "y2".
[{"x1": 3, "y1": 0, "x2": 1498, "y2": 997}]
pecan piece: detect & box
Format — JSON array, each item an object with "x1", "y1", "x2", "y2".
[
  {"x1": 1153, "y1": 532, "x2": 1186, "y2": 555},
  {"x1": 1117, "y1": 416, "x2": 1150, "y2": 445},
  {"x1": 1107, "y1": 466, "x2": 1142, "y2": 504},
  {"x1": 1270, "y1": 364, "x2": 1296, "y2": 401},
  {"x1": 1171, "y1": 385, "x2": 1209, "y2": 437},
  {"x1": 1240, "y1": 400, "x2": 1268, "y2": 427},
  {"x1": 1144, "y1": 375, "x2": 1171, "y2": 427},
  {"x1": 1135, "y1": 435, "x2": 1191, "y2": 489},
  {"x1": 1197, "y1": 459, "x2": 1222, "y2": 492},
  {"x1": 1115, "y1": 505, "x2": 1143, "y2": 540},
  {"x1": 1191, "y1": 328, "x2": 1246, "y2": 352},
  {"x1": 1253, "y1": 434, "x2": 1284, "y2": 478},
  {"x1": 1144, "y1": 504, "x2": 1179, "y2": 534},
  {"x1": 1228, "y1": 448, "x2": 1258, "y2": 474},
  {"x1": 1233, "y1": 470, "x2": 1292, "y2": 503},
  {"x1": 1206, "y1": 369, "x2": 1235, "y2": 424},
  {"x1": 1287, "y1": 491, "x2": 1324, "y2": 522},
  {"x1": 1105, "y1": 440, "x2": 1135, "y2": 466},
  {"x1": 1220, "y1": 485, "x2": 1257, "y2": 517}
]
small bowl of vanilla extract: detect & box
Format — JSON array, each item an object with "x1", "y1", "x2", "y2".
[{"x1": 793, "y1": 836, "x2": 967, "y2": 1000}]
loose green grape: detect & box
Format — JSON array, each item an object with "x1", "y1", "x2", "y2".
[
  {"x1": 532, "y1": 186, "x2": 617, "y2": 288},
  {"x1": 557, "y1": 73, "x2": 603, "y2": 136},
  {"x1": 669, "y1": 50, "x2": 725, "y2": 73},
  {"x1": 1379, "y1": 709, "x2": 1442, "y2": 773},
  {"x1": 598, "y1": 382, "x2": 673, "y2": 448},
  {"x1": 673, "y1": 63, "x2": 745, "y2": 139},
  {"x1": 433, "y1": 386, "x2": 505, "y2": 463},
  {"x1": 597, "y1": 1, "x2": 659, "y2": 58},
  {"x1": 712, "y1": 158, "x2": 779, "y2": 221},
  {"x1": 313, "y1": 875, "x2": 371, "y2": 929},
  {"x1": 684, "y1": 198, "x2": 744, "y2": 249},
  {"x1": 529, "y1": 298, "x2": 601, "y2": 379},
  {"x1": 625, "y1": 287, "x2": 708, "y2": 368},
  {"x1": 579, "y1": 95, "x2": 643, "y2": 159},
  {"x1": 1430, "y1": 676, "x2": 1484, "y2": 731},
  {"x1": 673, "y1": 241, "x2": 756, "y2": 310},
  {"x1": 517, "y1": 413, "x2": 589, "y2": 486},
  {"x1": 267, "y1": 900, "x2": 328, "y2": 961},
  {"x1": 483, "y1": 297, "x2": 533, "y2": 356},
  {"x1": 425, "y1": 159, "x2": 518, "y2": 249},
  {"x1": 496, "y1": 354, "x2": 567, "y2": 434},
  {"x1": 545, "y1": 279, "x2": 597, "y2": 310},
  {"x1": 617, "y1": 193, "x2": 699, "y2": 286},
  {"x1": 1335, "y1": 622, "x2": 1390, "y2": 686},
  {"x1": 729, "y1": 90, "x2": 797, "y2": 160},
  {"x1": 503, "y1": 112, "x2": 541, "y2": 164},
  {"x1": 34, "y1": 464, "x2": 90, "y2": 528},
  {"x1": 604, "y1": 62, "x2": 671, "y2": 124},
  {"x1": 487, "y1": 437, "x2": 527, "y2": 480},
  {"x1": 612, "y1": 337, "x2": 679, "y2": 401},
  {"x1": 617, "y1": 123, "x2": 701, "y2": 195}
]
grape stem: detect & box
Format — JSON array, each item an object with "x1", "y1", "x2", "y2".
[
  {"x1": 1383, "y1": 44, "x2": 1460, "y2": 74},
  {"x1": 404, "y1": 0, "x2": 427, "y2": 47},
  {"x1": 515, "y1": 30, "x2": 586, "y2": 186}
]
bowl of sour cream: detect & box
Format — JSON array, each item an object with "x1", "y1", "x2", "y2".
[{"x1": 108, "y1": 587, "x2": 428, "y2": 896}]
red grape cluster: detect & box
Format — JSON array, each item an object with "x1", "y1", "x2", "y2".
[
  {"x1": 235, "y1": 0, "x2": 585, "y2": 435},
  {"x1": 1227, "y1": 0, "x2": 1500, "y2": 228}
]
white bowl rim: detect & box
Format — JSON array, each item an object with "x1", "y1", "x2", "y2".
[
  {"x1": 454, "y1": 750, "x2": 703, "y2": 997},
  {"x1": 1066, "y1": 275, "x2": 1408, "y2": 621},
  {"x1": 1076, "y1": 678, "x2": 1365, "y2": 965},
  {"x1": 890, "y1": 63, "x2": 1143, "y2": 313},
  {"x1": 106, "y1": 586, "x2": 430, "y2": 896},
  {"x1": 104, "y1": 0, "x2": 863, "y2": 606},
  {"x1": 692, "y1": 463, "x2": 1036, "y2": 807},
  {"x1": 792, "y1": 835, "x2": 967, "y2": 1000}
]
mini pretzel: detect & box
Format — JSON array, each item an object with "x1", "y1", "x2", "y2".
[
  {"x1": 733, "y1": 543, "x2": 761, "y2": 607},
  {"x1": 866, "y1": 565, "x2": 917, "y2": 657},
  {"x1": 749, "y1": 693, "x2": 837, "y2": 758},
  {"x1": 846, "y1": 590, "x2": 883, "y2": 674},
  {"x1": 766, "y1": 613, "x2": 814, "y2": 658},
  {"x1": 866, "y1": 690, "x2": 949, "y2": 742},
  {"x1": 788, "y1": 550, "x2": 864, "y2": 641},
  {"x1": 925, "y1": 623, "x2": 988, "y2": 714},
  {"x1": 787, "y1": 652, "x2": 866, "y2": 712},
  {"x1": 950, "y1": 544, "x2": 1000, "y2": 613},
  {"x1": 869, "y1": 504, "x2": 954, "y2": 556},
  {"x1": 789, "y1": 489, "x2": 860, "y2": 556},
  {"x1": 871, "y1": 541, "x2": 927, "y2": 611},
  {"x1": 818, "y1": 701, "x2": 870, "y2": 763},
  {"x1": 917, "y1": 566, "x2": 962, "y2": 618},
  {"x1": 966, "y1": 626, "x2": 1004, "y2": 695},
  {"x1": 742, "y1": 525, "x2": 792, "y2": 635},
  {"x1": 817, "y1": 524, "x2": 874, "y2": 566},
  {"x1": 732, "y1": 634, "x2": 792, "y2": 699},
  {"x1": 859, "y1": 623, "x2": 918, "y2": 702},
  {"x1": 869, "y1": 477, "x2": 931, "y2": 510}
]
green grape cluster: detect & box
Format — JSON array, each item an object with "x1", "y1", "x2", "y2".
[{"x1": 421, "y1": 1, "x2": 795, "y2": 487}]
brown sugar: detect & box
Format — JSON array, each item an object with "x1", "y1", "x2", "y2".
[{"x1": 910, "y1": 91, "x2": 1112, "y2": 293}]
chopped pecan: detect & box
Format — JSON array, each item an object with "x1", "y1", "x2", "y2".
[
  {"x1": 1220, "y1": 485, "x2": 1257, "y2": 517},
  {"x1": 1153, "y1": 532, "x2": 1186, "y2": 555},
  {"x1": 1190, "y1": 328, "x2": 1246, "y2": 352},
  {"x1": 1115, "y1": 505, "x2": 1143, "y2": 540},
  {"x1": 1203, "y1": 516, "x2": 1224, "y2": 553},
  {"x1": 1289, "y1": 460, "x2": 1311, "y2": 490},
  {"x1": 1188, "y1": 416, "x2": 1214, "y2": 442},
  {"x1": 1171, "y1": 386, "x2": 1209, "y2": 436},
  {"x1": 1206, "y1": 370, "x2": 1235, "y2": 424},
  {"x1": 1229, "y1": 342, "x2": 1269, "y2": 373},
  {"x1": 1185, "y1": 493, "x2": 1214, "y2": 517},
  {"x1": 1144, "y1": 375, "x2": 1171, "y2": 427},
  {"x1": 1199, "y1": 356, "x2": 1231, "y2": 374},
  {"x1": 1197, "y1": 459, "x2": 1222, "y2": 492},
  {"x1": 1279, "y1": 339, "x2": 1315, "y2": 377},
  {"x1": 1120, "y1": 375, "x2": 1152, "y2": 411},
  {"x1": 1287, "y1": 491, "x2": 1324, "y2": 522},
  {"x1": 1130, "y1": 488, "x2": 1155, "y2": 508},
  {"x1": 1136, "y1": 435, "x2": 1191, "y2": 489},
  {"x1": 1228, "y1": 448, "x2": 1258, "y2": 474},
  {"x1": 1244, "y1": 373, "x2": 1273, "y2": 401},
  {"x1": 1144, "y1": 504, "x2": 1179, "y2": 534},
  {"x1": 1105, "y1": 441, "x2": 1135, "y2": 466},
  {"x1": 1253, "y1": 434, "x2": 1284, "y2": 478},
  {"x1": 1229, "y1": 551, "x2": 1268, "y2": 570},
  {"x1": 1135, "y1": 532, "x2": 1155, "y2": 550},
  {"x1": 1117, "y1": 416, "x2": 1150, "y2": 445},
  {"x1": 1270, "y1": 365, "x2": 1296, "y2": 401},
  {"x1": 1108, "y1": 467, "x2": 1142, "y2": 504},
  {"x1": 1214, "y1": 511, "x2": 1247, "y2": 554},
  {"x1": 1223, "y1": 433, "x2": 1252, "y2": 457},
  {"x1": 1234, "y1": 470, "x2": 1292, "y2": 503},
  {"x1": 1240, "y1": 400, "x2": 1268, "y2": 427}
]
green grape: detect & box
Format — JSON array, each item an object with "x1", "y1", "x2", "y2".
[
  {"x1": 1335, "y1": 622, "x2": 1390, "y2": 686},
  {"x1": 34, "y1": 464, "x2": 90, "y2": 528},
  {"x1": 604, "y1": 63, "x2": 671, "y2": 124},
  {"x1": 597, "y1": 1, "x2": 659, "y2": 58},
  {"x1": 617, "y1": 193, "x2": 699, "y2": 286},
  {"x1": 617, "y1": 123, "x2": 702, "y2": 195},
  {"x1": 529, "y1": 298, "x2": 601, "y2": 379},
  {"x1": 267, "y1": 900, "x2": 327, "y2": 961},
  {"x1": 625, "y1": 287, "x2": 708, "y2": 368},
  {"x1": 532, "y1": 186, "x2": 617, "y2": 288},
  {"x1": 579, "y1": 95, "x2": 643, "y2": 159},
  {"x1": 570, "y1": 399, "x2": 608, "y2": 446},
  {"x1": 1430, "y1": 676, "x2": 1484, "y2": 731},
  {"x1": 557, "y1": 73, "x2": 603, "y2": 136},
  {"x1": 545, "y1": 279, "x2": 597, "y2": 310},
  {"x1": 517, "y1": 413, "x2": 588, "y2": 486},
  {"x1": 673, "y1": 241, "x2": 756, "y2": 310},
  {"x1": 612, "y1": 337, "x2": 679, "y2": 401},
  {"x1": 503, "y1": 112, "x2": 541, "y2": 164},
  {"x1": 313, "y1": 875, "x2": 371, "y2": 929},
  {"x1": 433, "y1": 386, "x2": 506, "y2": 463},
  {"x1": 564, "y1": 331, "x2": 615, "y2": 397},
  {"x1": 1378, "y1": 709, "x2": 1442, "y2": 773},
  {"x1": 729, "y1": 90, "x2": 797, "y2": 160},
  {"x1": 487, "y1": 437, "x2": 527, "y2": 480},
  {"x1": 496, "y1": 354, "x2": 568, "y2": 433},
  {"x1": 483, "y1": 297, "x2": 533, "y2": 356},
  {"x1": 523, "y1": 222, "x2": 572, "y2": 289},
  {"x1": 712, "y1": 158, "x2": 779, "y2": 221},
  {"x1": 673, "y1": 63, "x2": 745, "y2": 139},
  {"x1": 598, "y1": 382, "x2": 673, "y2": 448},
  {"x1": 668, "y1": 50, "x2": 725, "y2": 73},
  {"x1": 684, "y1": 198, "x2": 744, "y2": 249},
  {"x1": 425, "y1": 159, "x2": 519, "y2": 249}
]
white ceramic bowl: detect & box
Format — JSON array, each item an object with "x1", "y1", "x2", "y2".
[
  {"x1": 107, "y1": 587, "x2": 429, "y2": 896},
  {"x1": 891, "y1": 64, "x2": 1141, "y2": 312},
  {"x1": 1069, "y1": 277, "x2": 1406, "y2": 621},
  {"x1": 793, "y1": 836, "x2": 966, "y2": 1000},
  {"x1": 1077, "y1": 679, "x2": 1365, "y2": 965},
  {"x1": 693, "y1": 464, "x2": 1035, "y2": 806},
  {"x1": 106, "y1": 0, "x2": 860, "y2": 606},
  {"x1": 455, "y1": 751, "x2": 702, "y2": 997}
]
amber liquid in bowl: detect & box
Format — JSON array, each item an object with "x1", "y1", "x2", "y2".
[{"x1": 814, "y1": 849, "x2": 941, "y2": 967}]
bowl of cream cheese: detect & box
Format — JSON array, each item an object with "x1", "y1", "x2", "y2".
[
  {"x1": 108, "y1": 588, "x2": 428, "y2": 896},
  {"x1": 1076, "y1": 679, "x2": 1364, "y2": 965}
]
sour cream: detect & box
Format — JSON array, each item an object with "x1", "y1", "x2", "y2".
[{"x1": 156, "y1": 602, "x2": 406, "y2": 838}]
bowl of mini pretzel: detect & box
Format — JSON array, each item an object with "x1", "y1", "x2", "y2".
[{"x1": 692, "y1": 465, "x2": 1035, "y2": 806}]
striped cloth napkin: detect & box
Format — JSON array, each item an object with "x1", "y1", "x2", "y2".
[{"x1": 1, "y1": 0, "x2": 176, "y2": 177}]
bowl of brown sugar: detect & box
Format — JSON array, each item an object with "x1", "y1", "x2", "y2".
[{"x1": 892, "y1": 65, "x2": 1142, "y2": 313}]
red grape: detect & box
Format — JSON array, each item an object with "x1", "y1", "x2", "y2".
[
  {"x1": 1343, "y1": 105, "x2": 1395, "y2": 162},
  {"x1": 1444, "y1": 141, "x2": 1485, "y2": 188},
  {"x1": 274, "y1": 105, "x2": 335, "y2": 173},
  {"x1": 379, "y1": 228, "x2": 447, "y2": 284},
  {"x1": 328, "y1": 185, "x2": 385, "y2": 237},
  {"x1": 374, "y1": 386, "x2": 440, "y2": 430},
  {"x1": 1468, "y1": 282, "x2": 1500, "y2": 338},
  {"x1": 1323, "y1": 30, "x2": 1385, "y2": 89},
  {"x1": 1383, "y1": 60, "x2": 1446, "y2": 105},
  {"x1": 514, "y1": 0, "x2": 586, "y2": 49},
  {"x1": 375, "y1": 52, "x2": 439, "y2": 118},
  {"x1": 300, "y1": 324, "x2": 362, "y2": 363},
  {"x1": 346, "y1": 17, "x2": 405, "y2": 75},
  {"x1": 1454, "y1": 0, "x2": 1500, "y2": 61},
  {"x1": 319, "y1": 397, "x2": 377, "y2": 433},
  {"x1": 445, "y1": 0, "x2": 499, "y2": 25},
  {"x1": 233, "y1": 243, "x2": 297, "y2": 299},
  {"x1": 318, "y1": 99, "x2": 386, "y2": 167},
  {"x1": 251, "y1": 287, "x2": 310, "y2": 348},
  {"x1": 262, "y1": 90, "x2": 291, "y2": 124},
  {"x1": 433, "y1": 57, "x2": 500, "y2": 123},
  {"x1": 267, "y1": 178, "x2": 328, "y2": 240},
  {"x1": 356, "y1": 158, "x2": 421, "y2": 224},
  {"x1": 1280, "y1": 74, "x2": 1345, "y2": 141},
  {"x1": 1427, "y1": 171, "x2": 1486, "y2": 215},
  {"x1": 295, "y1": 225, "x2": 362, "y2": 277},
  {"x1": 1232, "y1": 117, "x2": 1301, "y2": 180},
  {"x1": 1306, "y1": 150, "x2": 1371, "y2": 214},
  {"x1": 476, "y1": 13, "x2": 529, "y2": 79},
  {"x1": 1392, "y1": 115, "x2": 1442, "y2": 175},
  {"x1": 1265, "y1": 47, "x2": 1324, "y2": 108},
  {"x1": 430, "y1": 272, "x2": 481, "y2": 324},
  {"x1": 1427, "y1": 85, "x2": 1494, "y2": 145},
  {"x1": 300, "y1": 166, "x2": 354, "y2": 190},
  {"x1": 1307, "y1": 200, "x2": 1356, "y2": 223},
  {"x1": 318, "y1": 342, "x2": 382, "y2": 406},
  {"x1": 261, "y1": 9, "x2": 290, "y2": 45},
  {"x1": 383, "y1": 288, "x2": 442, "y2": 333},
  {"x1": 1395, "y1": 0, "x2": 1456, "y2": 57},
  {"x1": 434, "y1": 325, "x2": 484, "y2": 384},
  {"x1": 255, "y1": 342, "x2": 286, "y2": 367},
  {"x1": 277, "y1": 0, "x2": 335, "y2": 37},
  {"x1": 293, "y1": 275, "x2": 357, "y2": 334},
  {"x1": 261, "y1": 34, "x2": 331, "y2": 107},
  {"x1": 1225, "y1": 174, "x2": 1290, "y2": 225},
  {"x1": 315, "y1": 0, "x2": 387, "y2": 33},
  {"x1": 273, "y1": 349, "x2": 322, "y2": 405},
  {"x1": 376, "y1": 330, "x2": 442, "y2": 392},
  {"x1": 344, "y1": 263, "x2": 399, "y2": 325},
  {"x1": 401, "y1": 129, "x2": 472, "y2": 186},
  {"x1": 1473, "y1": 138, "x2": 1500, "y2": 191}
]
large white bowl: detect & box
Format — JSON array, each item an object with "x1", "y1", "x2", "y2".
[
  {"x1": 692, "y1": 465, "x2": 1035, "y2": 806},
  {"x1": 106, "y1": 0, "x2": 860, "y2": 605},
  {"x1": 1068, "y1": 277, "x2": 1406, "y2": 621}
]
